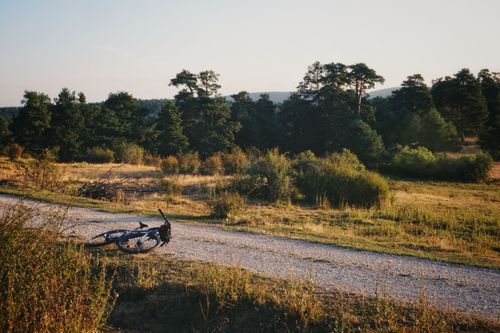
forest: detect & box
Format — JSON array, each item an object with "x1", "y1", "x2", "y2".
[{"x1": 0, "y1": 62, "x2": 499, "y2": 172}]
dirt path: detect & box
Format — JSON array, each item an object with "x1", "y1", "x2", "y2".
[{"x1": 1, "y1": 194, "x2": 499, "y2": 320}]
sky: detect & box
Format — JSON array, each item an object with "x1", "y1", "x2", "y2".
[{"x1": 0, "y1": 0, "x2": 499, "y2": 106}]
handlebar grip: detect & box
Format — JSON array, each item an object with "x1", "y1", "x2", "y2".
[{"x1": 158, "y1": 208, "x2": 168, "y2": 222}]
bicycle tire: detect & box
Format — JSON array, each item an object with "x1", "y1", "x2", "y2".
[
  {"x1": 86, "y1": 230, "x2": 127, "y2": 247},
  {"x1": 116, "y1": 234, "x2": 161, "y2": 254}
]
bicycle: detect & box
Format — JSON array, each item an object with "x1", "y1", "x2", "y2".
[{"x1": 86, "y1": 209, "x2": 171, "y2": 254}]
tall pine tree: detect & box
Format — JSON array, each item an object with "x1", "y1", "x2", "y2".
[
  {"x1": 432, "y1": 69, "x2": 488, "y2": 141},
  {"x1": 49, "y1": 88, "x2": 84, "y2": 161},
  {"x1": 11, "y1": 91, "x2": 52, "y2": 155},
  {"x1": 157, "y1": 101, "x2": 188, "y2": 156}
]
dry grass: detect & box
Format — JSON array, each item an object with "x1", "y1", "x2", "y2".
[
  {"x1": 103, "y1": 251, "x2": 499, "y2": 332},
  {"x1": 0, "y1": 157, "x2": 499, "y2": 267},
  {"x1": 0, "y1": 203, "x2": 114, "y2": 332}
]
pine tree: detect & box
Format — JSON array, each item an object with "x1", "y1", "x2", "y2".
[
  {"x1": 419, "y1": 108, "x2": 459, "y2": 152},
  {"x1": 49, "y1": 88, "x2": 84, "y2": 161},
  {"x1": 11, "y1": 91, "x2": 52, "y2": 155},
  {"x1": 157, "y1": 101, "x2": 188, "y2": 156},
  {"x1": 432, "y1": 69, "x2": 488, "y2": 141}
]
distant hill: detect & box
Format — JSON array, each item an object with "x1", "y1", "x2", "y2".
[
  {"x1": 366, "y1": 87, "x2": 400, "y2": 99},
  {"x1": 225, "y1": 91, "x2": 291, "y2": 104}
]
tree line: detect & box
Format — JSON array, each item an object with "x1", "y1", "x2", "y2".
[{"x1": 1, "y1": 63, "x2": 499, "y2": 163}]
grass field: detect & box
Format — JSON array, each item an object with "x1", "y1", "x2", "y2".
[{"x1": 1, "y1": 157, "x2": 499, "y2": 268}]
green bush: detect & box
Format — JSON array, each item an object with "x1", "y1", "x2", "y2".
[
  {"x1": 222, "y1": 147, "x2": 249, "y2": 174},
  {"x1": 5, "y1": 143, "x2": 24, "y2": 161},
  {"x1": 247, "y1": 148, "x2": 296, "y2": 203},
  {"x1": 84, "y1": 147, "x2": 115, "y2": 163},
  {"x1": 201, "y1": 154, "x2": 224, "y2": 175},
  {"x1": 433, "y1": 153, "x2": 493, "y2": 182},
  {"x1": 178, "y1": 152, "x2": 201, "y2": 174},
  {"x1": 389, "y1": 146, "x2": 436, "y2": 177},
  {"x1": 209, "y1": 192, "x2": 246, "y2": 220},
  {"x1": 387, "y1": 147, "x2": 493, "y2": 182},
  {"x1": 114, "y1": 143, "x2": 144, "y2": 165},
  {"x1": 295, "y1": 150, "x2": 389, "y2": 208},
  {"x1": 0, "y1": 205, "x2": 112, "y2": 332},
  {"x1": 161, "y1": 156, "x2": 179, "y2": 175}
]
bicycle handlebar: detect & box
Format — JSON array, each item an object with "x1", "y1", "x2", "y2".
[{"x1": 158, "y1": 208, "x2": 169, "y2": 222}]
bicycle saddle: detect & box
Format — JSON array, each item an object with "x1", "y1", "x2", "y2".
[{"x1": 138, "y1": 221, "x2": 149, "y2": 229}]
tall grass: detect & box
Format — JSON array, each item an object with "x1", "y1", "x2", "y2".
[
  {"x1": 0, "y1": 203, "x2": 113, "y2": 332},
  {"x1": 107, "y1": 257, "x2": 497, "y2": 332}
]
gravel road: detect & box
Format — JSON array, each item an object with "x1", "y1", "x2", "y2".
[{"x1": 1, "y1": 194, "x2": 499, "y2": 320}]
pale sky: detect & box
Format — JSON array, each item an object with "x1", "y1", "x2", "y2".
[{"x1": 0, "y1": 0, "x2": 499, "y2": 106}]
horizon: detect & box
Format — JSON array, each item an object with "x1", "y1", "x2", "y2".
[{"x1": 1, "y1": 0, "x2": 499, "y2": 107}]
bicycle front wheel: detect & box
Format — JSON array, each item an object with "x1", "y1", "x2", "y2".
[
  {"x1": 86, "y1": 230, "x2": 126, "y2": 247},
  {"x1": 116, "y1": 234, "x2": 160, "y2": 254}
]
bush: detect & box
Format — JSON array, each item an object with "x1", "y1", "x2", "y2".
[
  {"x1": 201, "y1": 154, "x2": 224, "y2": 175},
  {"x1": 222, "y1": 147, "x2": 249, "y2": 174},
  {"x1": 143, "y1": 153, "x2": 163, "y2": 167},
  {"x1": 5, "y1": 143, "x2": 24, "y2": 161},
  {"x1": 388, "y1": 146, "x2": 436, "y2": 177},
  {"x1": 0, "y1": 205, "x2": 112, "y2": 332},
  {"x1": 18, "y1": 149, "x2": 61, "y2": 190},
  {"x1": 208, "y1": 192, "x2": 246, "y2": 220},
  {"x1": 178, "y1": 152, "x2": 201, "y2": 174},
  {"x1": 247, "y1": 148, "x2": 296, "y2": 203},
  {"x1": 295, "y1": 150, "x2": 389, "y2": 208},
  {"x1": 433, "y1": 153, "x2": 493, "y2": 182},
  {"x1": 114, "y1": 143, "x2": 144, "y2": 165},
  {"x1": 387, "y1": 147, "x2": 493, "y2": 182},
  {"x1": 343, "y1": 119, "x2": 385, "y2": 165},
  {"x1": 161, "y1": 156, "x2": 179, "y2": 175},
  {"x1": 85, "y1": 147, "x2": 115, "y2": 163}
]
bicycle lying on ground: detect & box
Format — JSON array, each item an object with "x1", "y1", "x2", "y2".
[{"x1": 86, "y1": 209, "x2": 171, "y2": 254}]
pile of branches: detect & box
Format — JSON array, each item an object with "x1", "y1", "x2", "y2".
[
  {"x1": 77, "y1": 168, "x2": 130, "y2": 203},
  {"x1": 77, "y1": 166, "x2": 165, "y2": 203}
]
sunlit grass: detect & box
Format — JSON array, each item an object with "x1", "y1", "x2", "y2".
[{"x1": 0, "y1": 157, "x2": 499, "y2": 268}]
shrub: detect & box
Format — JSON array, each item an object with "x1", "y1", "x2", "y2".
[
  {"x1": 222, "y1": 147, "x2": 249, "y2": 174},
  {"x1": 387, "y1": 147, "x2": 493, "y2": 182},
  {"x1": 178, "y1": 152, "x2": 201, "y2": 174},
  {"x1": 295, "y1": 150, "x2": 390, "y2": 208},
  {"x1": 85, "y1": 147, "x2": 115, "y2": 163},
  {"x1": 343, "y1": 119, "x2": 385, "y2": 165},
  {"x1": 389, "y1": 146, "x2": 436, "y2": 177},
  {"x1": 114, "y1": 143, "x2": 144, "y2": 165},
  {"x1": 247, "y1": 148, "x2": 296, "y2": 203},
  {"x1": 143, "y1": 153, "x2": 163, "y2": 167},
  {"x1": 5, "y1": 143, "x2": 23, "y2": 161},
  {"x1": 293, "y1": 150, "x2": 317, "y2": 174},
  {"x1": 18, "y1": 149, "x2": 61, "y2": 191},
  {"x1": 433, "y1": 152, "x2": 493, "y2": 182},
  {"x1": 208, "y1": 192, "x2": 246, "y2": 220},
  {"x1": 161, "y1": 156, "x2": 180, "y2": 175},
  {"x1": 325, "y1": 149, "x2": 365, "y2": 172},
  {"x1": 0, "y1": 204, "x2": 112, "y2": 332},
  {"x1": 201, "y1": 154, "x2": 224, "y2": 175}
]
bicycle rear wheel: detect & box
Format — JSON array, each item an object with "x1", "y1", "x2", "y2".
[
  {"x1": 116, "y1": 234, "x2": 160, "y2": 254},
  {"x1": 86, "y1": 230, "x2": 126, "y2": 247}
]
